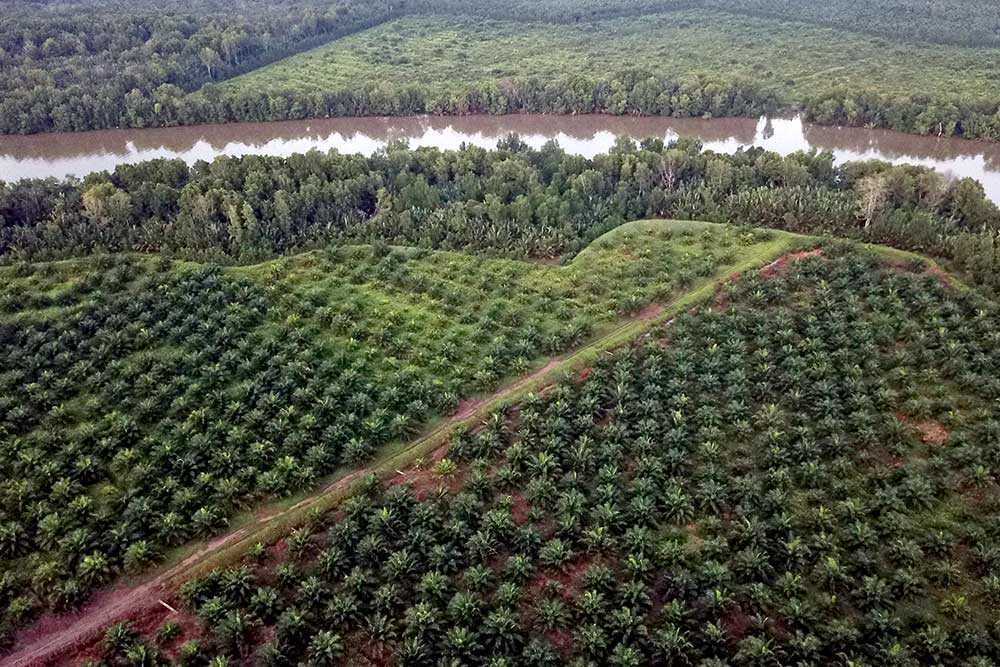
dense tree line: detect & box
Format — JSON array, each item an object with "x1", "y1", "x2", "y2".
[
  {"x1": 115, "y1": 74, "x2": 1000, "y2": 146},
  {"x1": 84, "y1": 248, "x2": 1000, "y2": 666},
  {"x1": 2, "y1": 67, "x2": 777, "y2": 133},
  {"x1": 406, "y1": 0, "x2": 698, "y2": 22},
  {"x1": 0, "y1": 0, "x2": 400, "y2": 134},
  {"x1": 2, "y1": 139, "x2": 999, "y2": 288},
  {"x1": 802, "y1": 90, "x2": 1000, "y2": 142}
]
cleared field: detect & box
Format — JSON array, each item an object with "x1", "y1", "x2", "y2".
[{"x1": 224, "y1": 10, "x2": 1000, "y2": 104}]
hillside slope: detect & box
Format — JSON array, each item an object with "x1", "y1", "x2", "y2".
[
  {"x1": 67, "y1": 242, "x2": 1000, "y2": 666},
  {"x1": 0, "y1": 220, "x2": 789, "y2": 643}
]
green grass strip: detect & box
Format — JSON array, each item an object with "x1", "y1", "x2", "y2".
[{"x1": 165, "y1": 223, "x2": 799, "y2": 584}]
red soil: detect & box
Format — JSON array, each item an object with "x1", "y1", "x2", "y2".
[
  {"x1": 387, "y1": 444, "x2": 459, "y2": 500},
  {"x1": 896, "y1": 412, "x2": 950, "y2": 445},
  {"x1": 268, "y1": 537, "x2": 290, "y2": 563},
  {"x1": 4, "y1": 461, "x2": 385, "y2": 667},
  {"x1": 545, "y1": 629, "x2": 575, "y2": 656},
  {"x1": 510, "y1": 494, "x2": 531, "y2": 525},
  {"x1": 759, "y1": 248, "x2": 825, "y2": 280},
  {"x1": 451, "y1": 359, "x2": 562, "y2": 422},
  {"x1": 27, "y1": 594, "x2": 201, "y2": 667},
  {"x1": 529, "y1": 555, "x2": 596, "y2": 603},
  {"x1": 450, "y1": 398, "x2": 483, "y2": 422},
  {"x1": 721, "y1": 606, "x2": 753, "y2": 641},
  {"x1": 885, "y1": 257, "x2": 956, "y2": 290},
  {"x1": 636, "y1": 303, "x2": 664, "y2": 320},
  {"x1": 3, "y1": 526, "x2": 251, "y2": 667},
  {"x1": 870, "y1": 447, "x2": 905, "y2": 471},
  {"x1": 917, "y1": 421, "x2": 950, "y2": 445},
  {"x1": 926, "y1": 264, "x2": 957, "y2": 289}
]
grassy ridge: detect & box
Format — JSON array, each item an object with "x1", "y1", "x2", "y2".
[{"x1": 228, "y1": 220, "x2": 763, "y2": 395}]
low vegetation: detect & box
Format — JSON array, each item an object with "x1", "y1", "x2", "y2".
[
  {"x1": 414, "y1": 0, "x2": 1000, "y2": 47},
  {"x1": 218, "y1": 13, "x2": 780, "y2": 117},
  {"x1": 703, "y1": 0, "x2": 1000, "y2": 48},
  {"x1": 0, "y1": 220, "x2": 782, "y2": 641},
  {"x1": 86, "y1": 245, "x2": 1000, "y2": 666}
]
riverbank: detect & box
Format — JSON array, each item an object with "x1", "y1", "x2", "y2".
[{"x1": 3, "y1": 114, "x2": 1000, "y2": 204}]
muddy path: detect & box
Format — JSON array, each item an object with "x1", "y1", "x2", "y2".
[
  {"x1": 2, "y1": 339, "x2": 628, "y2": 667},
  {"x1": 1, "y1": 238, "x2": 797, "y2": 667},
  {"x1": 2, "y1": 529, "x2": 248, "y2": 667},
  {"x1": 0, "y1": 360, "x2": 576, "y2": 667}
]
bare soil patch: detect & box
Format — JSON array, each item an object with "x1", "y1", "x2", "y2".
[
  {"x1": 721, "y1": 606, "x2": 753, "y2": 641},
  {"x1": 760, "y1": 248, "x2": 824, "y2": 280},
  {"x1": 387, "y1": 444, "x2": 458, "y2": 499},
  {"x1": 3, "y1": 525, "x2": 250, "y2": 667},
  {"x1": 869, "y1": 447, "x2": 905, "y2": 471},
  {"x1": 545, "y1": 629, "x2": 575, "y2": 657},
  {"x1": 896, "y1": 412, "x2": 950, "y2": 445},
  {"x1": 510, "y1": 494, "x2": 531, "y2": 525},
  {"x1": 450, "y1": 358, "x2": 561, "y2": 423},
  {"x1": 636, "y1": 303, "x2": 663, "y2": 320},
  {"x1": 529, "y1": 555, "x2": 596, "y2": 603}
]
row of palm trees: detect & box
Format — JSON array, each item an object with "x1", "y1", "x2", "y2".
[
  {"x1": 0, "y1": 229, "x2": 743, "y2": 640},
  {"x1": 90, "y1": 246, "x2": 1000, "y2": 666}
]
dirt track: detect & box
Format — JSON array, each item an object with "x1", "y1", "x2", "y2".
[
  {"x1": 2, "y1": 528, "x2": 248, "y2": 667},
  {"x1": 0, "y1": 358, "x2": 576, "y2": 667},
  {"x1": 1, "y1": 238, "x2": 799, "y2": 667}
]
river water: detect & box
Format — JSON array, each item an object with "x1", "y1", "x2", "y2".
[{"x1": 2, "y1": 115, "x2": 999, "y2": 203}]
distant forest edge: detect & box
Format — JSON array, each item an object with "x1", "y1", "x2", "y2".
[
  {"x1": 410, "y1": 0, "x2": 1000, "y2": 48},
  {"x1": 2, "y1": 139, "x2": 1000, "y2": 292},
  {"x1": 2, "y1": 0, "x2": 1000, "y2": 140}
]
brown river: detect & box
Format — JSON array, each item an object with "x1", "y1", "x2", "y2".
[{"x1": 2, "y1": 114, "x2": 999, "y2": 204}]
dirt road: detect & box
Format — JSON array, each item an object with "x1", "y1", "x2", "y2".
[{"x1": 1, "y1": 236, "x2": 798, "y2": 667}]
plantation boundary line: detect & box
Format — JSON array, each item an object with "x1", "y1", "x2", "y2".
[{"x1": 1, "y1": 224, "x2": 798, "y2": 667}]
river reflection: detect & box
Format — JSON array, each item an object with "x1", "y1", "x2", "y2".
[{"x1": 2, "y1": 115, "x2": 999, "y2": 203}]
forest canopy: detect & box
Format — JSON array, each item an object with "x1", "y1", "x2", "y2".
[
  {"x1": 2, "y1": 139, "x2": 999, "y2": 290},
  {"x1": 2, "y1": 0, "x2": 1000, "y2": 138},
  {"x1": 0, "y1": 0, "x2": 399, "y2": 134}
]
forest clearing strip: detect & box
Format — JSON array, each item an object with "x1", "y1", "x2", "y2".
[{"x1": 1, "y1": 232, "x2": 797, "y2": 667}]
